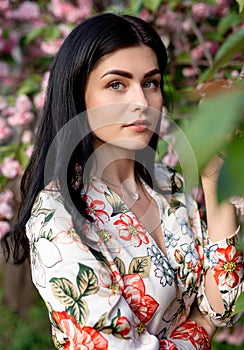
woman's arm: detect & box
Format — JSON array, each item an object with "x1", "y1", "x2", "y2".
[{"x1": 201, "y1": 155, "x2": 240, "y2": 313}]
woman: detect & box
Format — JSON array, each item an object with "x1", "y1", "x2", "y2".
[{"x1": 4, "y1": 13, "x2": 243, "y2": 349}]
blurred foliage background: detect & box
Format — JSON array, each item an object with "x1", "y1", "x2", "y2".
[{"x1": 0, "y1": 0, "x2": 243, "y2": 348}]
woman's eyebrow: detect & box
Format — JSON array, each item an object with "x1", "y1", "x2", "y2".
[{"x1": 101, "y1": 68, "x2": 161, "y2": 79}]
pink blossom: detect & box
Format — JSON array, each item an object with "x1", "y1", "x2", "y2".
[
  {"x1": 191, "y1": 41, "x2": 219, "y2": 61},
  {"x1": 0, "y1": 118, "x2": 12, "y2": 142},
  {"x1": 0, "y1": 0, "x2": 9, "y2": 12},
  {"x1": 21, "y1": 130, "x2": 33, "y2": 144},
  {"x1": 214, "y1": 0, "x2": 231, "y2": 16},
  {"x1": 59, "y1": 24, "x2": 72, "y2": 38},
  {"x1": 182, "y1": 67, "x2": 198, "y2": 78},
  {"x1": 192, "y1": 3, "x2": 213, "y2": 21},
  {"x1": 41, "y1": 71, "x2": 50, "y2": 90},
  {"x1": 139, "y1": 9, "x2": 154, "y2": 23},
  {"x1": 0, "y1": 96, "x2": 7, "y2": 110},
  {"x1": 2, "y1": 106, "x2": 16, "y2": 117},
  {"x1": 15, "y1": 95, "x2": 32, "y2": 112},
  {"x1": 0, "y1": 202, "x2": 13, "y2": 220},
  {"x1": 182, "y1": 19, "x2": 193, "y2": 34},
  {"x1": 40, "y1": 39, "x2": 64, "y2": 56},
  {"x1": 0, "y1": 157, "x2": 22, "y2": 178},
  {"x1": 0, "y1": 61, "x2": 10, "y2": 77},
  {"x1": 156, "y1": 10, "x2": 180, "y2": 32},
  {"x1": 215, "y1": 324, "x2": 244, "y2": 345},
  {"x1": 205, "y1": 41, "x2": 219, "y2": 57},
  {"x1": 163, "y1": 146, "x2": 179, "y2": 168},
  {"x1": 25, "y1": 145, "x2": 34, "y2": 158},
  {"x1": 230, "y1": 70, "x2": 240, "y2": 78},
  {"x1": 48, "y1": 0, "x2": 91, "y2": 24},
  {"x1": 159, "y1": 107, "x2": 170, "y2": 136},
  {"x1": 191, "y1": 46, "x2": 203, "y2": 60},
  {"x1": 0, "y1": 31, "x2": 19, "y2": 55},
  {"x1": 33, "y1": 91, "x2": 45, "y2": 109},
  {"x1": 0, "y1": 189, "x2": 14, "y2": 203},
  {"x1": 230, "y1": 196, "x2": 244, "y2": 216},
  {"x1": 8, "y1": 111, "x2": 35, "y2": 126},
  {"x1": 0, "y1": 221, "x2": 10, "y2": 239},
  {"x1": 10, "y1": 1, "x2": 41, "y2": 21}
]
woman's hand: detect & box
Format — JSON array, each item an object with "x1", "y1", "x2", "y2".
[{"x1": 201, "y1": 154, "x2": 224, "y2": 182}]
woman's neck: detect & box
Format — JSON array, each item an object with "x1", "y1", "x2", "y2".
[{"x1": 90, "y1": 142, "x2": 137, "y2": 185}]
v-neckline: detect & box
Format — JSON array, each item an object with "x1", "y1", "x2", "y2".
[{"x1": 88, "y1": 176, "x2": 168, "y2": 258}]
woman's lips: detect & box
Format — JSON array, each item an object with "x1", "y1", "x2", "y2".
[{"x1": 123, "y1": 119, "x2": 150, "y2": 131}]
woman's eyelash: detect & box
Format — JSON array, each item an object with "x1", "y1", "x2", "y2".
[
  {"x1": 144, "y1": 79, "x2": 160, "y2": 87},
  {"x1": 108, "y1": 81, "x2": 123, "y2": 90}
]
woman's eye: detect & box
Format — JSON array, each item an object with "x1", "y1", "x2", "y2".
[
  {"x1": 143, "y1": 80, "x2": 160, "y2": 89},
  {"x1": 109, "y1": 81, "x2": 123, "y2": 90}
]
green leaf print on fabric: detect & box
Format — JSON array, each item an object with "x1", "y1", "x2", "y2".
[
  {"x1": 168, "y1": 198, "x2": 186, "y2": 215},
  {"x1": 128, "y1": 256, "x2": 151, "y2": 278},
  {"x1": 50, "y1": 263, "x2": 99, "y2": 325},
  {"x1": 44, "y1": 210, "x2": 55, "y2": 223},
  {"x1": 114, "y1": 257, "x2": 126, "y2": 276},
  {"x1": 66, "y1": 298, "x2": 88, "y2": 326},
  {"x1": 76, "y1": 263, "x2": 99, "y2": 295},
  {"x1": 104, "y1": 189, "x2": 128, "y2": 216},
  {"x1": 50, "y1": 277, "x2": 79, "y2": 306},
  {"x1": 93, "y1": 312, "x2": 109, "y2": 331}
]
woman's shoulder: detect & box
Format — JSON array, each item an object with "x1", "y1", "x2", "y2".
[
  {"x1": 26, "y1": 181, "x2": 74, "y2": 241},
  {"x1": 28, "y1": 181, "x2": 71, "y2": 225}
]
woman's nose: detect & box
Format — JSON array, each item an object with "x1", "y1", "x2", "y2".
[{"x1": 129, "y1": 85, "x2": 148, "y2": 112}]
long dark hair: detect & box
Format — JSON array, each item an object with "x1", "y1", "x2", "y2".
[{"x1": 3, "y1": 12, "x2": 168, "y2": 264}]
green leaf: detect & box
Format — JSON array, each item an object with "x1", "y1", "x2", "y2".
[
  {"x1": 204, "y1": 29, "x2": 244, "y2": 80},
  {"x1": 0, "y1": 144, "x2": 17, "y2": 162},
  {"x1": 143, "y1": 0, "x2": 162, "y2": 12},
  {"x1": 25, "y1": 25, "x2": 61, "y2": 45},
  {"x1": 76, "y1": 263, "x2": 99, "y2": 296},
  {"x1": 217, "y1": 13, "x2": 243, "y2": 36},
  {"x1": 66, "y1": 298, "x2": 88, "y2": 326},
  {"x1": 232, "y1": 292, "x2": 244, "y2": 314},
  {"x1": 156, "y1": 138, "x2": 168, "y2": 162},
  {"x1": 17, "y1": 76, "x2": 41, "y2": 96},
  {"x1": 218, "y1": 136, "x2": 244, "y2": 201},
  {"x1": 129, "y1": 0, "x2": 143, "y2": 15},
  {"x1": 236, "y1": 0, "x2": 244, "y2": 12},
  {"x1": 175, "y1": 91, "x2": 244, "y2": 190},
  {"x1": 25, "y1": 26, "x2": 47, "y2": 45},
  {"x1": 16, "y1": 143, "x2": 31, "y2": 169},
  {"x1": 50, "y1": 277, "x2": 79, "y2": 306}
]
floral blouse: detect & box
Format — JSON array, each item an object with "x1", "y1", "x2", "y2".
[{"x1": 26, "y1": 163, "x2": 244, "y2": 350}]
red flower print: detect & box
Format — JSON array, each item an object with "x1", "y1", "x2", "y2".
[
  {"x1": 213, "y1": 245, "x2": 243, "y2": 288},
  {"x1": 52, "y1": 310, "x2": 108, "y2": 350},
  {"x1": 114, "y1": 213, "x2": 149, "y2": 247},
  {"x1": 83, "y1": 195, "x2": 110, "y2": 224},
  {"x1": 113, "y1": 315, "x2": 131, "y2": 337},
  {"x1": 170, "y1": 319, "x2": 210, "y2": 349},
  {"x1": 122, "y1": 274, "x2": 159, "y2": 323},
  {"x1": 159, "y1": 339, "x2": 178, "y2": 350}
]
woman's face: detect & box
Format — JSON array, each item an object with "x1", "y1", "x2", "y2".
[{"x1": 85, "y1": 45, "x2": 163, "y2": 150}]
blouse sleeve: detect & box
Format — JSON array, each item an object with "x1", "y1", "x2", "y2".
[
  {"x1": 197, "y1": 227, "x2": 244, "y2": 327},
  {"x1": 185, "y1": 191, "x2": 244, "y2": 327},
  {"x1": 26, "y1": 189, "x2": 160, "y2": 350}
]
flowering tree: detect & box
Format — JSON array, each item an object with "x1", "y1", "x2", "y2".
[{"x1": 0, "y1": 0, "x2": 244, "y2": 347}]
